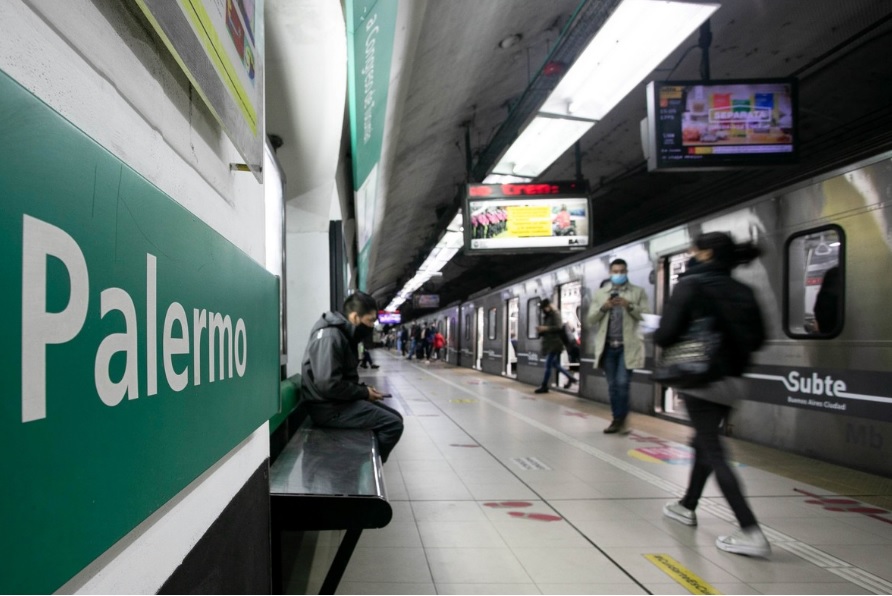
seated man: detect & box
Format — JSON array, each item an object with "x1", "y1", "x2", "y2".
[{"x1": 300, "y1": 292, "x2": 403, "y2": 462}]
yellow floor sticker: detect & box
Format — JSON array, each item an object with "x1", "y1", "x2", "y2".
[{"x1": 645, "y1": 554, "x2": 722, "y2": 595}]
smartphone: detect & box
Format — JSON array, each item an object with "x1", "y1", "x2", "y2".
[
  {"x1": 610, "y1": 291, "x2": 619, "y2": 299},
  {"x1": 379, "y1": 393, "x2": 393, "y2": 398}
]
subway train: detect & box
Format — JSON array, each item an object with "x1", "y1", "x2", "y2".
[{"x1": 406, "y1": 150, "x2": 892, "y2": 479}]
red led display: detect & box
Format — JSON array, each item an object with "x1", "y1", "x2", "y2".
[{"x1": 467, "y1": 181, "x2": 584, "y2": 198}]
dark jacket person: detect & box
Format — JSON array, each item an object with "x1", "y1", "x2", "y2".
[
  {"x1": 301, "y1": 292, "x2": 403, "y2": 462},
  {"x1": 655, "y1": 232, "x2": 770, "y2": 558}
]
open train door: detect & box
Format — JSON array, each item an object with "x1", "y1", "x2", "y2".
[
  {"x1": 475, "y1": 306, "x2": 485, "y2": 370},
  {"x1": 504, "y1": 297, "x2": 519, "y2": 377},
  {"x1": 654, "y1": 251, "x2": 691, "y2": 420}
]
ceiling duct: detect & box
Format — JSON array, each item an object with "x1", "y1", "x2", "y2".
[{"x1": 471, "y1": 0, "x2": 622, "y2": 181}]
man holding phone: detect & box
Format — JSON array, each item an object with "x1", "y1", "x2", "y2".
[
  {"x1": 587, "y1": 259, "x2": 651, "y2": 434},
  {"x1": 300, "y1": 291, "x2": 404, "y2": 462}
]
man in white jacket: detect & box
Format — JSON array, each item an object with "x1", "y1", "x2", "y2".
[{"x1": 587, "y1": 259, "x2": 651, "y2": 434}]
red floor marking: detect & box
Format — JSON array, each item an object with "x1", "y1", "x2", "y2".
[
  {"x1": 563, "y1": 411, "x2": 589, "y2": 418},
  {"x1": 484, "y1": 501, "x2": 533, "y2": 509},
  {"x1": 628, "y1": 432, "x2": 672, "y2": 446},
  {"x1": 796, "y1": 487, "x2": 892, "y2": 524},
  {"x1": 507, "y1": 511, "x2": 563, "y2": 522}
]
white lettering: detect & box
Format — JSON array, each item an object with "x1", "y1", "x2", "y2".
[
  {"x1": 146, "y1": 254, "x2": 157, "y2": 396},
  {"x1": 20, "y1": 215, "x2": 251, "y2": 421},
  {"x1": 164, "y1": 302, "x2": 190, "y2": 392},
  {"x1": 235, "y1": 319, "x2": 247, "y2": 377},
  {"x1": 21, "y1": 215, "x2": 89, "y2": 422},
  {"x1": 94, "y1": 287, "x2": 139, "y2": 406},
  {"x1": 209, "y1": 312, "x2": 233, "y2": 381},
  {"x1": 193, "y1": 308, "x2": 206, "y2": 385},
  {"x1": 788, "y1": 371, "x2": 800, "y2": 392},
  {"x1": 785, "y1": 371, "x2": 847, "y2": 397}
]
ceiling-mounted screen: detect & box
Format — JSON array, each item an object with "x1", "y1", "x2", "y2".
[
  {"x1": 463, "y1": 181, "x2": 590, "y2": 254},
  {"x1": 378, "y1": 311, "x2": 401, "y2": 325},
  {"x1": 646, "y1": 78, "x2": 798, "y2": 171}
]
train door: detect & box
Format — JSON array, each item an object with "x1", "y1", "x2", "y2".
[
  {"x1": 446, "y1": 316, "x2": 454, "y2": 363},
  {"x1": 654, "y1": 251, "x2": 691, "y2": 419},
  {"x1": 505, "y1": 297, "x2": 519, "y2": 377},
  {"x1": 558, "y1": 281, "x2": 582, "y2": 390},
  {"x1": 475, "y1": 306, "x2": 485, "y2": 370}
]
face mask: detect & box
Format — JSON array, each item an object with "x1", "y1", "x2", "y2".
[
  {"x1": 353, "y1": 322, "x2": 373, "y2": 342},
  {"x1": 611, "y1": 273, "x2": 628, "y2": 285}
]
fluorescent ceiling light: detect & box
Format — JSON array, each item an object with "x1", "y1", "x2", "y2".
[
  {"x1": 483, "y1": 174, "x2": 533, "y2": 184},
  {"x1": 542, "y1": 0, "x2": 719, "y2": 121},
  {"x1": 493, "y1": 114, "x2": 595, "y2": 178},
  {"x1": 492, "y1": 0, "x2": 718, "y2": 179},
  {"x1": 387, "y1": 212, "x2": 464, "y2": 312}
]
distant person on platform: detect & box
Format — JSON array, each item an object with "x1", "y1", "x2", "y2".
[
  {"x1": 535, "y1": 298, "x2": 577, "y2": 393},
  {"x1": 300, "y1": 292, "x2": 403, "y2": 462},
  {"x1": 433, "y1": 329, "x2": 446, "y2": 360},
  {"x1": 359, "y1": 332, "x2": 379, "y2": 369},
  {"x1": 587, "y1": 258, "x2": 650, "y2": 434}
]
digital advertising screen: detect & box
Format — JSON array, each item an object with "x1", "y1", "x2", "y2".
[
  {"x1": 413, "y1": 294, "x2": 440, "y2": 309},
  {"x1": 646, "y1": 79, "x2": 798, "y2": 172},
  {"x1": 377, "y1": 311, "x2": 401, "y2": 325},
  {"x1": 463, "y1": 182, "x2": 591, "y2": 254}
]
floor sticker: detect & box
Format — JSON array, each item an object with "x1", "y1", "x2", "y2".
[
  {"x1": 511, "y1": 456, "x2": 552, "y2": 470},
  {"x1": 645, "y1": 553, "x2": 721, "y2": 595}
]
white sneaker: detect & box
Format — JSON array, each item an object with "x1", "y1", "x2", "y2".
[
  {"x1": 663, "y1": 501, "x2": 697, "y2": 526},
  {"x1": 716, "y1": 527, "x2": 771, "y2": 558}
]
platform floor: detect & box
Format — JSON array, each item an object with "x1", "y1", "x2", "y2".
[{"x1": 281, "y1": 351, "x2": 892, "y2": 595}]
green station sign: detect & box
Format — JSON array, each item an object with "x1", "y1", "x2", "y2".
[{"x1": 0, "y1": 70, "x2": 279, "y2": 594}]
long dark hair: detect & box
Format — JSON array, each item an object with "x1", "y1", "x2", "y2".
[{"x1": 694, "y1": 232, "x2": 761, "y2": 269}]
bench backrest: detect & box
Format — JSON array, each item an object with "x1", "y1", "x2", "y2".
[{"x1": 269, "y1": 374, "x2": 306, "y2": 462}]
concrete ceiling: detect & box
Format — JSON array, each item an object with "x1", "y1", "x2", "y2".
[{"x1": 294, "y1": 0, "x2": 892, "y2": 316}]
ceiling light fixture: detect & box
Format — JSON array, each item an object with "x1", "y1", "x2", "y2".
[
  {"x1": 498, "y1": 33, "x2": 522, "y2": 49},
  {"x1": 492, "y1": 113, "x2": 597, "y2": 178},
  {"x1": 492, "y1": 0, "x2": 719, "y2": 179},
  {"x1": 482, "y1": 173, "x2": 533, "y2": 184},
  {"x1": 385, "y1": 212, "x2": 463, "y2": 312}
]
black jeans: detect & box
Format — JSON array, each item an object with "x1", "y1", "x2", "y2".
[
  {"x1": 308, "y1": 400, "x2": 404, "y2": 463},
  {"x1": 680, "y1": 395, "x2": 757, "y2": 529}
]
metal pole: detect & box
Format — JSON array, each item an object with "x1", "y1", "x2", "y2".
[{"x1": 699, "y1": 20, "x2": 712, "y2": 81}]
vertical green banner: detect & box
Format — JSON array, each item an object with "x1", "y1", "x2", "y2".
[
  {"x1": 0, "y1": 70, "x2": 279, "y2": 594},
  {"x1": 346, "y1": 0, "x2": 397, "y2": 290}
]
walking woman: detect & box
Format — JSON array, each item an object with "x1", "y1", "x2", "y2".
[{"x1": 654, "y1": 232, "x2": 771, "y2": 557}]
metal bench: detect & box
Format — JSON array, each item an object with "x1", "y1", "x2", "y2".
[{"x1": 269, "y1": 425, "x2": 392, "y2": 595}]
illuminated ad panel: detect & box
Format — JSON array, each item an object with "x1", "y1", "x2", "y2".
[
  {"x1": 135, "y1": 0, "x2": 265, "y2": 180},
  {"x1": 647, "y1": 78, "x2": 798, "y2": 171},
  {"x1": 464, "y1": 182, "x2": 590, "y2": 254}
]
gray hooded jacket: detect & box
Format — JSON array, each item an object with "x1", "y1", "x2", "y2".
[{"x1": 300, "y1": 311, "x2": 369, "y2": 405}]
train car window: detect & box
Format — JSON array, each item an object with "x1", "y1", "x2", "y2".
[
  {"x1": 488, "y1": 307, "x2": 498, "y2": 340},
  {"x1": 785, "y1": 225, "x2": 845, "y2": 338},
  {"x1": 527, "y1": 298, "x2": 540, "y2": 339},
  {"x1": 464, "y1": 313, "x2": 471, "y2": 341}
]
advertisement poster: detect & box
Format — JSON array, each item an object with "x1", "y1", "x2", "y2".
[
  {"x1": 649, "y1": 80, "x2": 796, "y2": 171},
  {"x1": 136, "y1": 0, "x2": 264, "y2": 180},
  {"x1": 467, "y1": 197, "x2": 590, "y2": 251}
]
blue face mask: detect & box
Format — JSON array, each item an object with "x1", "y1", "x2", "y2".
[{"x1": 611, "y1": 273, "x2": 628, "y2": 285}]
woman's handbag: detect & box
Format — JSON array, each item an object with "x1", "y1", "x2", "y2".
[{"x1": 652, "y1": 316, "x2": 721, "y2": 389}]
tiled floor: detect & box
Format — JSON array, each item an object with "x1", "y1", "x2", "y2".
[{"x1": 281, "y1": 352, "x2": 892, "y2": 595}]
